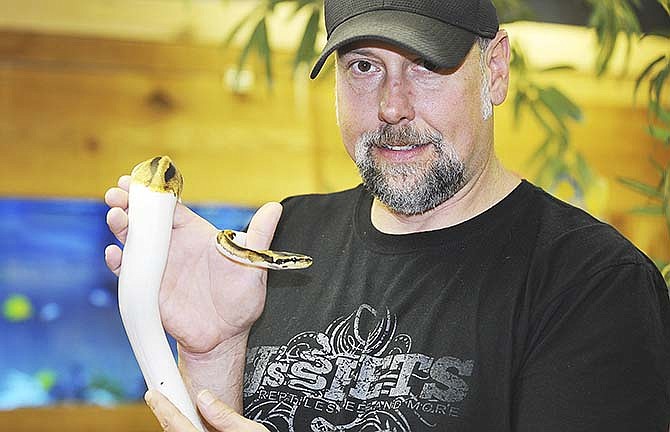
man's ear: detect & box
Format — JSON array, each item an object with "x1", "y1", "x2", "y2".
[{"x1": 486, "y1": 30, "x2": 511, "y2": 106}]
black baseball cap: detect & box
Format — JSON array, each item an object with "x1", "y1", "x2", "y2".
[{"x1": 310, "y1": 0, "x2": 499, "y2": 79}]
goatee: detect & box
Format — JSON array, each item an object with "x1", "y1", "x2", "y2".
[{"x1": 355, "y1": 125, "x2": 465, "y2": 216}]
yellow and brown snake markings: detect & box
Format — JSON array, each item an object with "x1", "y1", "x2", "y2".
[{"x1": 216, "y1": 229, "x2": 313, "y2": 270}]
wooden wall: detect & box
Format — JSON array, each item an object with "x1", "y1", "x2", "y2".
[
  {"x1": 0, "y1": 21, "x2": 669, "y2": 430},
  {"x1": 1, "y1": 25, "x2": 669, "y2": 253},
  {"x1": 0, "y1": 29, "x2": 357, "y2": 206},
  {"x1": 0, "y1": 404, "x2": 159, "y2": 432}
]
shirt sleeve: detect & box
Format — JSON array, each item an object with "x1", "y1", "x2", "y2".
[{"x1": 513, "y1": 262, "x2": 670, "y2": 431}]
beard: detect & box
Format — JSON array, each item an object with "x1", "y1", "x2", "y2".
[{"x1": 354, "y1": 125, "x2": 465, "y2": 216}]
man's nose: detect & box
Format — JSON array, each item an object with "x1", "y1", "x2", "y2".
[{"x1": 379, "y1": 77, "x2": 415, "y2": 125}]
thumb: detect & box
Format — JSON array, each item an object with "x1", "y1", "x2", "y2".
[
  {"x1": 245, "y1": 202, "x2": 282, "y2": 251},
  {"x1": 197, "y1": 390, "x2": 266, "y2": 431}
]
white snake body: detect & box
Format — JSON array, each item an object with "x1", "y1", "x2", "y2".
[
  {"x1": 118, "y1": 157, "x2": 206, "y2": 431},
  {"x1": 117, "y1": 156, "x2": 311, "y2": 430}
]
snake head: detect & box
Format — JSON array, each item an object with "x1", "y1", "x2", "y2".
[{"x1": 130, "y1": 156, "x2": 184, "y2": 198}]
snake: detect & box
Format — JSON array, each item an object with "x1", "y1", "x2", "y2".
[{"x1": 117, "y1": 156, "x2": 312, "y2": 430}]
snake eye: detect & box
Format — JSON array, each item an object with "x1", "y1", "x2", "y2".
[
  {"x1": 150, "y1": 157, "x2": 161, "y2": 175},
  {"x1": 164, "y1": 163, "x2": 177, "y2": 183}
]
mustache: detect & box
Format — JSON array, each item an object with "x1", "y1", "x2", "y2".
[{"x1": 359, "y1": 125, "x2": 444, "y2": 149}]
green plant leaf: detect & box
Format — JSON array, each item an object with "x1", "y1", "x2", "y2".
[
  {"x1": 649, "y1": 125, "x2": 670, "y2": 144},
  {"x1": 269, "y1": 0, "x2": 292, "y2": 10},
  {"x1": 222, "y1": 2, "x2": 267, "y2": 48},
  {"x1": 237, "y1": 19, "x2": 262, "y2": 69},
  {"x1": 512, "y1": 90, "x2": 526, "y2": 126},
  {"x1": 255, "y1": 18, "x2": 273, "y2": 87},
  {"x1": 540, "y1": 65, "x2": 577, "y2": 73},
  {"x1": 651, "y1": 61, "x2": 669, "y2": 111},
  {"x1": 618, "y1": 177, "x2": 664, "y2": 199},
  {"x1": 538, "y1": 157, "x2": 565, "y2": 188},
  {"x1": 293, "y1": 7, "x2": 320, "y2": 72},
  {"x1": 538, "y1": 86, "x2": 583, "y2": 122},
  {"x1": 491, "y1": 0, "x2": 535, "y2": 21},
  {"x1": 529, "y1": 103, "x2": 554, "y2": 134},
  {"x1": 649, "y1": 100, "x2": 670, "y2": 124},
  {"x1": 648, "y1": 157, "x2": 666, "y2": 175},
  {"x1": 229, "y1": 17, "x2": 273, "y2": 89},
  {"x1": 526, "y1": 135, "x2": 553, "y2": 167},
  {"x1": 630, "y1": 205, "x2": 665, "y2": 215},
  {"x1": 587, "y1": 0, "x2": 641, "y2": 76},
  {"x1": 510, "y1": 42, "x2": 528, "y2": 72},
  {"x1": 575, "y1": 152, "x2": 595, "y2": 185},
  {"x1": 634, "y1": 54, "x2": 665, "y2": 100},
  {"x1": 664, "y1": 165, "x2": 670, "y2": 188},
  {"x1": 291, "y1": 0, "x2": 320, "y2": 16}
]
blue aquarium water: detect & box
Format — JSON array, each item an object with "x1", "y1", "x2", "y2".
[{"x1": 0, "y1": 198, "x2": 254, "y2": 409}]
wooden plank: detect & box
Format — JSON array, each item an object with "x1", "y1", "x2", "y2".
[
  {"x1": 0, "y1": 31, "x2": 327, "y2": 205},
  {"x1": 0, "y1": 30, "x2": 254, "y2": 76},
  {"x1": 0, "y1": 0, "x2": 314, "y2": 48},
  {"x1": 0, "y1": 404, "x2": 160, "y2": 432},
  {"x1": 0, "y1": 73, "x2": 318, "y2": 204}
]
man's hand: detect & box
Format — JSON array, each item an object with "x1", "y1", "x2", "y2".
[
  {"x1": 105, "y1": 174, "x2": 282, "y2": 408},
  {"x1": 145, "y1": 389, "x2": 269, "y2": 432},
  {"x1": 105, "y1": 175, "x2": 282, "y2": 354}
]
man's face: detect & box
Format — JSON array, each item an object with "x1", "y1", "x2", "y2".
[{"x1": 335, "y1": 41, "x2": 494, "y2": 216}]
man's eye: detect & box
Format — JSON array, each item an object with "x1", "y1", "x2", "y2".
[{"x1": 353, "y1": 60, "x2": 373, "y2": 73}]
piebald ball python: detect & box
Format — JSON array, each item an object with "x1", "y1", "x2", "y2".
[{"x1": 117, "y1": 156, "x2": 311, "y2": 430}]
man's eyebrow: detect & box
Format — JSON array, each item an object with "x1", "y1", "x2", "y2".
[
  {"x1": 338, "y1": 48, "x2": 377, "y2": 58},
  {"x1": 338, "y1": 47, "x2": 424, "y2": 63}
]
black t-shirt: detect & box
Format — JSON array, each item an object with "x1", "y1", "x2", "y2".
[{"x1": 244, "y1": 181, "x2": 670, "y2": 431}]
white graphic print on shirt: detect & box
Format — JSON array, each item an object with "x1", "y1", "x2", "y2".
[{"x1": 244, "y1": 304, "x2": 475, "y2": 431}]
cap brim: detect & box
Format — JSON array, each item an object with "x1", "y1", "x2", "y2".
[{"x1": 310, "y1": 9, "x2": 476, "y2": 79}]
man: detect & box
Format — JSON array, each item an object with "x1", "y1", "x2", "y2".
[{"x1": 105, "y1": 0, "x2": 670, "y2": 431}]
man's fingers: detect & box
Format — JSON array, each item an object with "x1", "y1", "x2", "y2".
[
  {"x1": 106, "y1": 181, "x2": 197, "y2": 232},
  {"x1": 104, "y1": 244, "x2": 122, "y2": 276},
  {"x1": 104, "y1": 176, "x2": 131, "y2": 278},
  {"x1": 145, "y1": 388, "x2": 269, "y2": 432},
  {"x1": 246, "y1": 202, "x2": 282, "y2": 251},
  {"x1": 106, "y1": 206, "x2": 129, "y2": 244},
  {"x1": 118, "y1": 175, "x2": 131, "y2": 191},
  {"x1": 104, "y1": 187, "x2": 129, "y2": 210},
  {"x1": 197, "y1": 390, "x2": 268, "y2": 431},
  {"x1": 145, "y1": 390, "x2": 199, "y2": 432}
]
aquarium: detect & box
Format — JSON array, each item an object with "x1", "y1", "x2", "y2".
[{"x1": 0, "y1": 198, "x2": 254, "y2": 409}]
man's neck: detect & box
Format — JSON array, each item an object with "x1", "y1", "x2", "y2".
[{"x1": 370, "y1": 157, "x2": 521, "y2": 234}]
